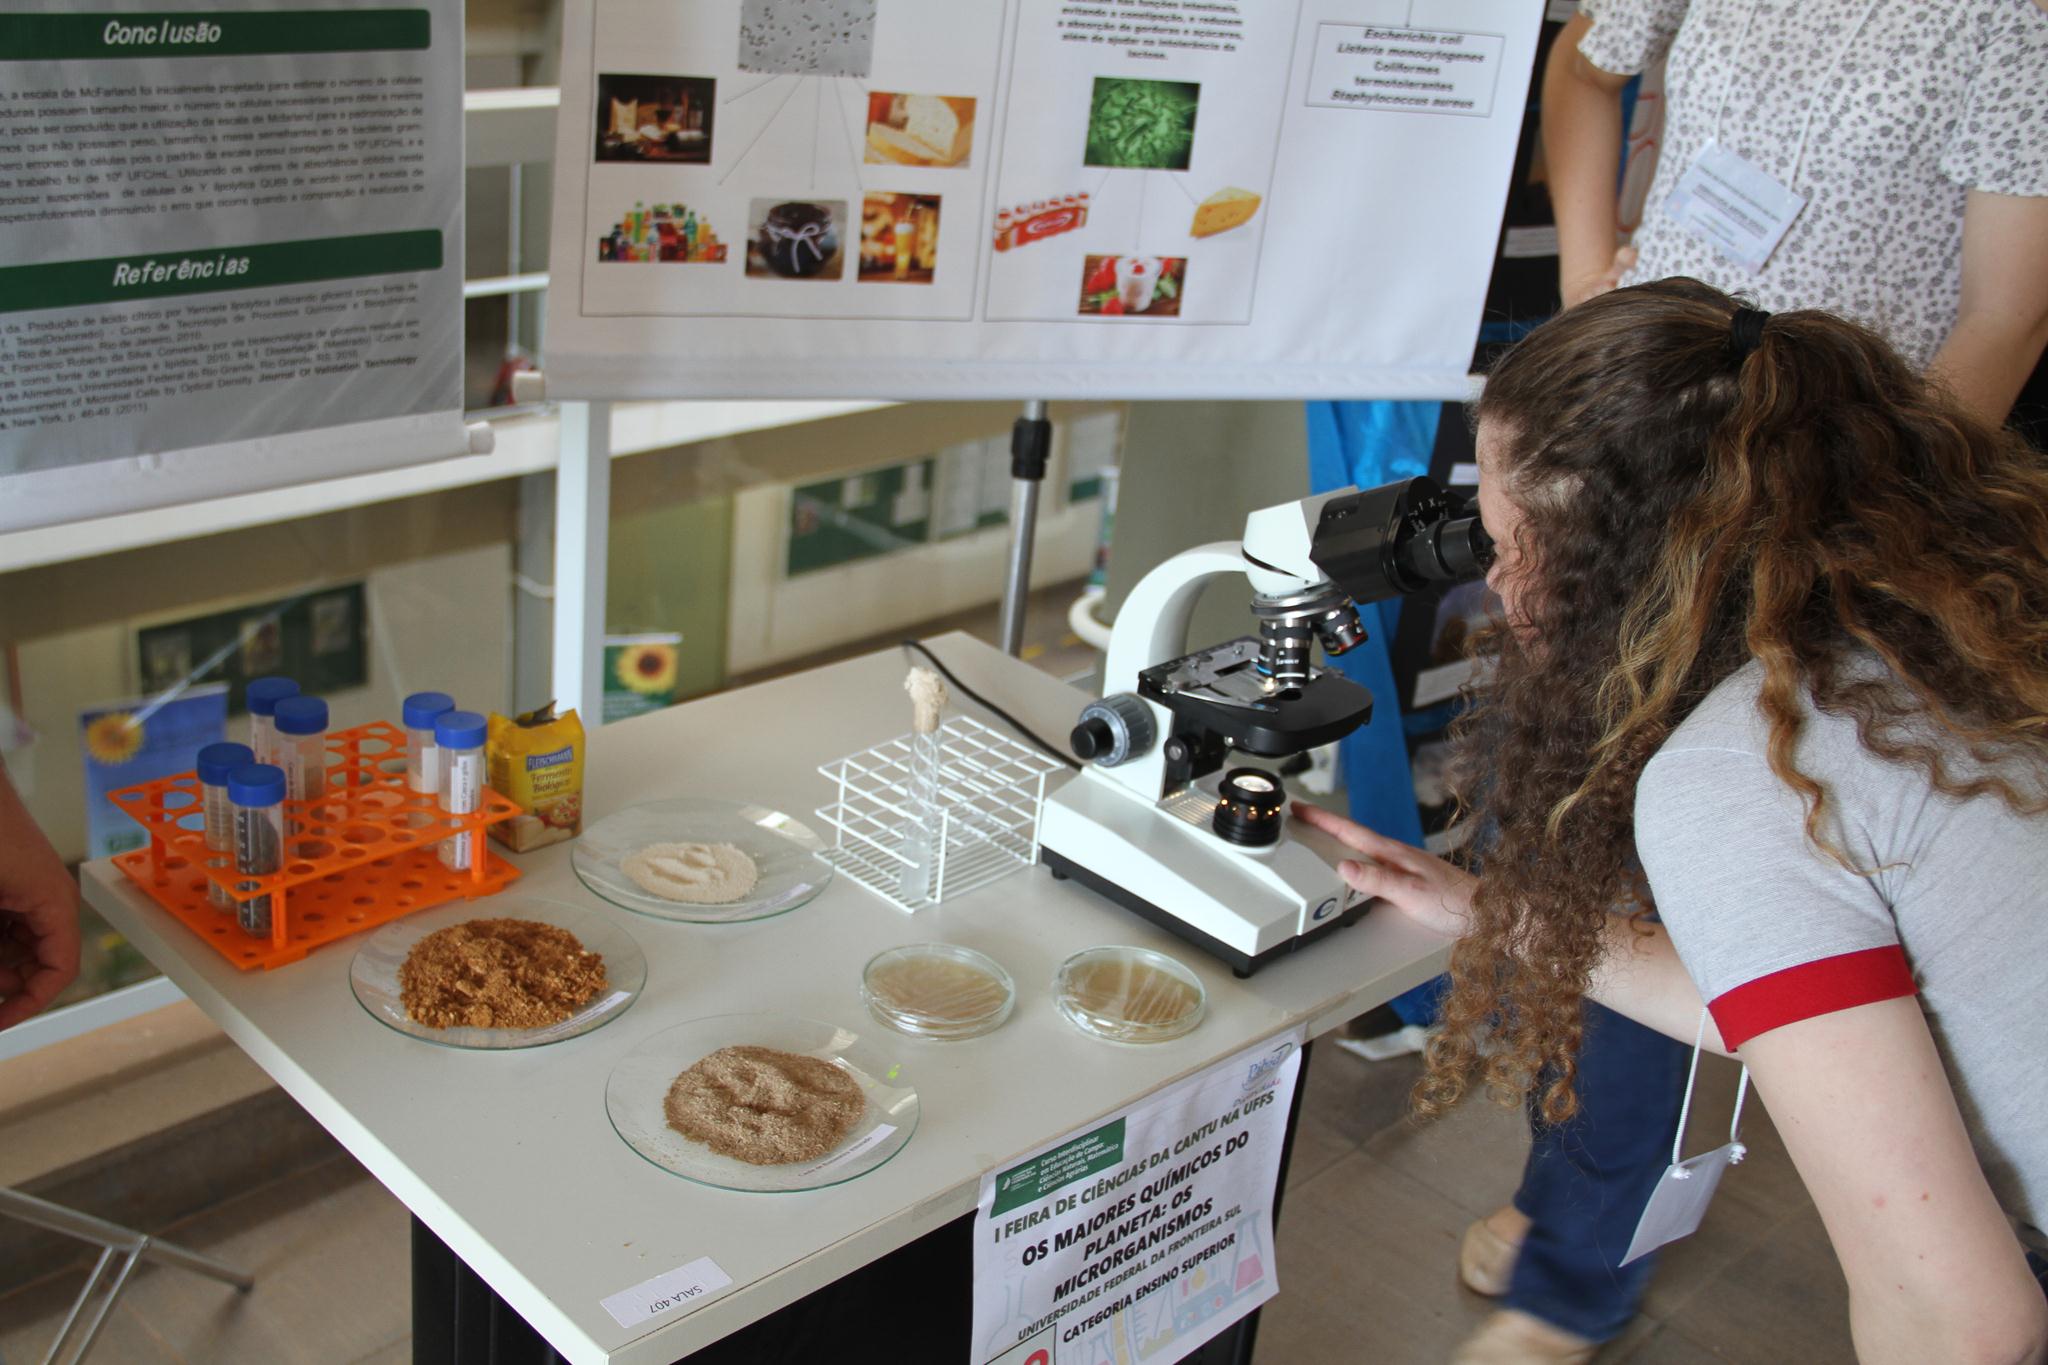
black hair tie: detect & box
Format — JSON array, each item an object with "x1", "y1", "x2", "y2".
[{"x1": 1728, "y1": 307, "x2": 1772, "y2": 364}]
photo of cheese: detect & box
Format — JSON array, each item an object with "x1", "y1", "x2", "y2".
[
  {"x1": 1190, "y1": 187, "x2": 1261, "y2": 239},
  {"x1": 864, "y1": 92, "x2": 976, "y2": 168}
]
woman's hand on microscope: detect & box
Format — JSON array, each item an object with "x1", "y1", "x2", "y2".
[{"x1": 1290, "y1": 802, "x2": 1474, "y2": 938}]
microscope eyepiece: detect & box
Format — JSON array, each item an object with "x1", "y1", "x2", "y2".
[
  {"x1": 1310, "y1": 477, "x2": 1496, "y2": 605},
  {"x1": 1397, "y1": 508, "x2": 1494, "y2": 586}
]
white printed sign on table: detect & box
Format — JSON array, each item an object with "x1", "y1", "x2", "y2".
[
  {"x1": 544, "y1": 0, "x2": 1543, "y2": 401},
  {"x1": 0, "y1": 0, "x2": 469, "y2": 532},
  {"x1": 973, "y1": 1029, "x2": 1306, "y2": 1365}
]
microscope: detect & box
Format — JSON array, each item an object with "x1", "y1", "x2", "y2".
[{"x1": 1038, "y1": 478, "x2": 1492, "y2": 976}]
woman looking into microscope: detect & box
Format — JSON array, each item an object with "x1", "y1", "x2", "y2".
[{"x1": 1298, "y1": 278, "x2": 2048, "y2": 1365}]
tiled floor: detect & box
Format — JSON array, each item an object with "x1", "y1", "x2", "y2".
[
  {"x1": 0, "y1": 1154, "x2": 410, "y2": 1364},
  {"x1": 0, "y1": 1044, "x2": 1853, "y2": 1364},
  {"x1": 1252, "y1": 1046, "x2": 1855, "y2": 1364}
]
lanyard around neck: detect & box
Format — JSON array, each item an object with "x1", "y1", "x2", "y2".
[
  {"x1": 1673, "y1": 1007, "x2": 1750, "y2": 1167},
  {"x1": 1709, "y1": 0, "x2": 1885, "y2": 187}
]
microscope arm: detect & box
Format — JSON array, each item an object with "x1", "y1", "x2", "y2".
[{"x1": 1101, "y1": 543, "x2": 1256, "y2": 696}]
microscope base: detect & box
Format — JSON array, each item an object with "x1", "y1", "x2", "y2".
[{"x1": 1042, "y1": 846, "x2": 1366, "y2": 978}]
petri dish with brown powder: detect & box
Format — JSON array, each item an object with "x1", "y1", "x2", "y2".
[
  {"x1": 861, "y1": 943, "x2": 1015, "y2": 1040},
  {"x1": 1053, "y1": 946, "x2": 1206, "y2": 1044},
  {"x1": 606, "y1": 1014, "x2": 919, "y2": 1192},
  {"x1": 350, "y1": 898, "x2": 644, "y2": 1050}
]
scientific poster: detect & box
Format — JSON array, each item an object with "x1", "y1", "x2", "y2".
[
  {"x1": 973, "y1": 1031, "x2": 1305, "y2": 1365},
  {"x1": 545, "y1": 0, "x2": 1543, "y2": 401},
  {"x1": 0, "y1": 0, "x2": 467, "y2": 533}
]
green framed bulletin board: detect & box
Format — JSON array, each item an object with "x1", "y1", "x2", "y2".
[
  {"x1": 135, "y1": 583, "x2": 369, "y2": 714},
  {"x1": 786, "y1": 458, "x2": 936, "y2": 577}
]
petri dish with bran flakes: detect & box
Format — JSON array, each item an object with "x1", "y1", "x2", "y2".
[
  {"x1": 1053, "y1": 945, "x2": 1205, "y2": 1044},
  {"x1": 861, "y1": 943, "x2": 1014, "y2": 1040}
]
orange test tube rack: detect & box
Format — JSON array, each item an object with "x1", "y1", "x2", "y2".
[{"x1": 108, "y1": 721, "x2": 524, "y2": 970}]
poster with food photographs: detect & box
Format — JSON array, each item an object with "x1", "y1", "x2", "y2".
[
  {"x1": 0, "y1": 0, "x2": 470, "y2": 533},
  {"x1": 545, "y1": 0, "x2": 1542, "y2": 400}
]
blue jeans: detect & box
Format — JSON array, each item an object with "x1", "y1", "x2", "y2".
[{"x1": 1506, "y1": 1000, "x2": 1691, "y2": 1342}]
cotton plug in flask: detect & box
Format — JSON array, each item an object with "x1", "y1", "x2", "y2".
[
  {"x1": 245, "y1": 676, "x2": 300, "y2": 767},
  {"x1": 195, "y1": 742, "x2": 253, "y2": 911},
  {"x1": 435, "y1": 710, "x2": 487, "y2": 871},
  {"x1": 228, "y1": 764, "x2": 286, "y2": 939},
  {"x1": 271, "y1": 696, "x2": 328, "y2": 835},
  {"x1": 403, "y1": 691, "x2": 454, "y2": 825}
]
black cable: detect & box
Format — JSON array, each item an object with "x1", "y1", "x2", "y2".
[{"x1": 900, "y1": 639, "x2": 1082, "y2": 770}]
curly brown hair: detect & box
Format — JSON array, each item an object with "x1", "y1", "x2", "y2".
[{"x1": 1420, "y1": 277, "x2": 2048, "y2": 1124}]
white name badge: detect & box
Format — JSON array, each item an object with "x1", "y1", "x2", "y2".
[
  {"x1": 1621, "y1": 1140, "x2": 1747, "y2": 1266},
  {"x1": 1663, "y1": 141, "x2": 1807, "y2": 274},
  {"x1": 1621, "y1": 1010, "x2": 1751, "y2": 1267}
]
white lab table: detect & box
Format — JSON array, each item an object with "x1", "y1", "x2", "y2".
[{"x1": 81, "y1": 634, "x2": 1450, "y2": 1363}]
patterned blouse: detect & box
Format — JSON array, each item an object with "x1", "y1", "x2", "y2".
[{"x1": 1579, "y1": 0, "x2": 2048, "y2": 369}]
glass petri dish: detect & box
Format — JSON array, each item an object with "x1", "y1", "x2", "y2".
[
  {"x1": 605, "y1": 1013, "x2": 919, "y2": 1193},
  {"x1": 349, "y1": 897, "x2": 644, "y2": 1050},
  {"x1": 1053, "y1": 945, "x2": 1206, "y2": 1044},
  {"x1": 572, "y1": 797, "x2": 834, "y2": 923},
  {"x1": 861, "y1": 943, "x2": 1015, "y2": 1041}
]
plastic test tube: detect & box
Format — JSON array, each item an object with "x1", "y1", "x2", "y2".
[
  {"x1": 245, "y1": 677, "x2": 300, "y2": 767},
  {"x1": 229, "y1": 765, "x2": 286, "y2": 938},
  {"x1": 435, "y1": 710, "x2": 487, "y2": 871},
  {"x1": 403, "y1": 692, "x2": 455, "y2": 801},
  {"x1": 272, "y1": 696, "x2": 328, "y2": 835},
  {"x1": 196, "y1": 742, "x2": 253, "y2": 911}
]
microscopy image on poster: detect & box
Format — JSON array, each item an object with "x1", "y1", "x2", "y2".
[{"x1": 738, "y1": 0, "x2": 875, "y2": 78}]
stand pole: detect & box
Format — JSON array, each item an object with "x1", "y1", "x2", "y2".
[
  {"x1": 552, "y1": 400, "x2": 612, "y2": 718},
  {"x1": 998, "y1": 400, "x2": 1052, "y2": 657}
]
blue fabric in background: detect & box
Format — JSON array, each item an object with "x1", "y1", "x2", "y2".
[
  {"x1": 1306, "y1": 400, "x2": 1445, "y2": 1028},
  {"x1": 1303, "y1": 400, "x2": 1441, "y2": 849}
]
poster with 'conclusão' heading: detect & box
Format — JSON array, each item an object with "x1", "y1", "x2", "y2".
[
  {"x1": 0, "y1": 0, "x2": 465, "y2": 534},
  {"x1": 973, "y1": 1031, "x2": 1305, "y2": 1365},
  {"x1": 543, "y1": 0, "x2": 1543, "y2": 402}
]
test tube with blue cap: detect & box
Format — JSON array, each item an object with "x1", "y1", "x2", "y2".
[
  {"x1": 435, "y1": 710, "x2": 487, "y2": 871},
  {"x1": 229, "y1": 764, "x2": 286, "y2": 938},
  {"x1": 195, "y1": 742, "x2": 253, "y2": 910},
  {"x1": 403, "y1": 692, "x2": 456, "y2": 800},
  {"x1": 245, "y1": 677, "x2": 299, "y2": 767},
  {"x1": 272, "y1": 695, "x2": 328, "y2": 835}
]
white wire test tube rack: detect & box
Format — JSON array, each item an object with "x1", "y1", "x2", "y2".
[{"x1": 816, "y1": 716, "x2": 1065, "y2": 913}]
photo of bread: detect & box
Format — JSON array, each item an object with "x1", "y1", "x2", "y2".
[
  {"x1": 1190, "y1": 187, "x2": 1261, "y2": 238},
  {"x1": 864, "y1": 92, "x2": 976, "y2": 169}
]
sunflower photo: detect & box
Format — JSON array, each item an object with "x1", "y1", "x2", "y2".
[
  {"x1": 78, "y1": 684, "x2": 229, "y2": 859},
  {"x1": 604, "y1": 633, "x2": 684, "y2": 723}
]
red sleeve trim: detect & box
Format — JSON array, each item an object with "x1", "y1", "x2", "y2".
[{"x1": 1709, "y1": 945, "x2": 1918, "y2": 1050}]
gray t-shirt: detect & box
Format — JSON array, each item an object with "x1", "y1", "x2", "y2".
[
  {"x1": 1635, "y1": 662, "x2": 2047, "y2": 1234},
  {"x1": 1579, "y1": 0, "x2": 2048, "y2": 369}
]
